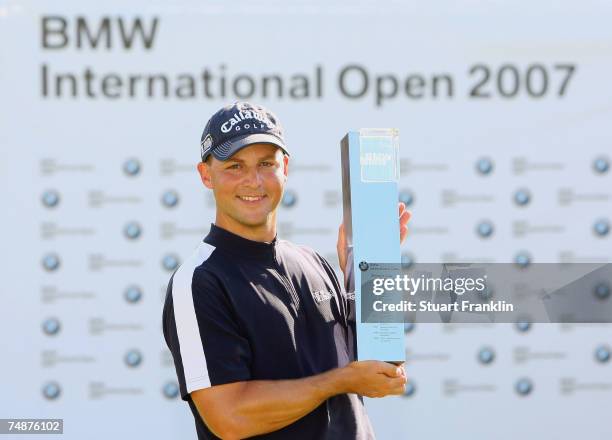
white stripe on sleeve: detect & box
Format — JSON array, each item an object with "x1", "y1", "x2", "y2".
[{"x1": 172, "y1": 242, "x2": 216, "y2": 392}]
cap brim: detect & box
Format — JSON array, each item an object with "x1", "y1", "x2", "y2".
[{"x1": 211, "y1": 133, "x2": 289, "y2": 161}]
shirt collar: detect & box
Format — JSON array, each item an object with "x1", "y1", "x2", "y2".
[{"x1": 204, "y1": 223, "x2": 278, "y2": 260}]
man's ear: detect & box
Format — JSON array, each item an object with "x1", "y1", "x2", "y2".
[
  {"x1": 197, "y1": 161, "x2": 214, "y2": 189},
  {"x1": 283, "y1": 154, "x2": 289, "y2": 180}
]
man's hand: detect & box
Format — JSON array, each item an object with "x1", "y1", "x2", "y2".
[
  {"x1": 341, "y1": 360, "x2": 407, "y2": 398},
  {"x1": 191, "y1": 359, "x2": 407, "y2": 439},
  {"x1": 337, "y1": 202, "x2": 412, "y2": 275}
]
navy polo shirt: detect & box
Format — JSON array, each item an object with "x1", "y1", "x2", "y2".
[{"x1": 162, "y1": 223, "x2": 375, "y2": 439}]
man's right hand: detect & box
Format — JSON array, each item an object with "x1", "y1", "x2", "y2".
[
  {"x1": 341, "y1": 360, "x2": 407, "y2": 398},
  {"x1": 190, "y1": 360, "x2": 407, "y2": 438}
]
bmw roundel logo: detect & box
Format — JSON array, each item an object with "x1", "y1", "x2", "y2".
[
  {"x1": 475, "y1": 157, "x2": 494, "y2": 175},
  {"x1": 593, "y1": 282, "x2": 610, "y2": 300},
  {"x1": 476, "y1": 220, "x2": 494, "y2": 238},
  {"x1": 281, "y1": 190, "x2": 297, "y2": 208},
  {"x1": 41, "y1": 190, "x2": 60, "y2": 208},
  {"x1": 123, "y1": 158, "x2": 141, "y2": 176},
  {"x1": 595, "y1": 345, "x2": 610, "y2": 363},
  {"x1": 478, "y1": 283, "x2": 494, "y2": 300},
  {"x1": 593, "y1": 219, "x2": 610, "y2": 237},
  {"x1": 162, "y1": 381, "x2": 180, "y2": 399},
  {"x1": 478, "y1": 347, "x2": 495, "y2": 365},
  {"x1": 403, "y1": 379, "x2": 416, "y2": 397},
  {"x1": 592, "y1": 156, "x2": 609, "y2": 174},
  {"x1": 401, "y1": 252, "x2": 415, "y2": 269},
  {"x1": 398, "y1": 190, "x2": 414, "y2": 207},
  {"x1": 124, "y1": 285, "x2": 143, "y2": 304},
  {"x1": 515, "y1": 320, "x2": 532, "y2": 333},
  {"x1": 42, "y1": 253, "x2": 61, "y2": 272},
  {"x1": 515, "y1": 378, "x2": 533, "y2": 396},
  {"x1": 124, "y1": 349, "x2": 143, "y2": 368},
  {"x1": 358, "y1": 261, "x2": 369, "y2": 271},
  {"x1": 42, "y1": 317, "x2": 61, "y2": 336},
  {"x1": 162, "y1": 254, "x2": 180, "y2": 271},
  {"x1": 42, "y1": 381, "x2": 61, "y2": 400},
  {"x1": 514, "y1": 251, "x2": 531, "y2": 269},
  {"x1": 161, "y1": 190, "x2": 179, "y2": 208},
  {"x1": 123, "y1": 222, "x2": 142, "y2": 240},
  {"x1": 513, "y1": 188, "x2": 531, "y2": 207}
]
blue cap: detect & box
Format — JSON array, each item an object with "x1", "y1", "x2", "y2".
[{"x1": 200, "y1": 102, "x2": 289, "y2": 162}]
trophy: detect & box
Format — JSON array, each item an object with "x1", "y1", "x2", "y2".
[{"x1": 340, "y1": 129, "x2": 405, "y2": 363}]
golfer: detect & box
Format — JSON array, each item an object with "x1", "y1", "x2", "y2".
[{"x1": 162, "y1": 102, "x2": 411, "y2": 439}]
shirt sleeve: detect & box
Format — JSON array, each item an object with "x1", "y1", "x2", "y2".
[
  {"x1": 313, "y1": 251, "x2": 356, "y2": 323},
  {"x1": 163, "y1": 265, "x2": 252, "y2": 401},
  {"x1": 312, "y1": 251, "x2": 357, "y2": 360}
]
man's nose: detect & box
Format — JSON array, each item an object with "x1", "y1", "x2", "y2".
[{"x1": 243, "y1": 166, "x2": 263, "y2": 187}]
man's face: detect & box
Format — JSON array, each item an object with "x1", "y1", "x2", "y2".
[{"x1": 198, "y1": 143, "x2": 289, "y2": 231}]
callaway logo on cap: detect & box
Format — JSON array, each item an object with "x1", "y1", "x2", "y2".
[{"x1": 200, "y1": 102, "x2": 289, "y2": 161}]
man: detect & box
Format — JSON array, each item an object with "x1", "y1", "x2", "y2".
[{"x1": 162, "y1": 102, "x2": 411, "y2": 439}]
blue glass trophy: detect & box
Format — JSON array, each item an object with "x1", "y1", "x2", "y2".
[{"x1": 340, "y1": 129, "x2": 405, "y2": 363}]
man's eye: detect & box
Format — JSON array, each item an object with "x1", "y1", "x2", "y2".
[
  {"x1": 227, "y1": 163, "x2": 241, "y2": 169},
  {"x1": 260, "y1": 161, "x2": 273, "y2": 167}
]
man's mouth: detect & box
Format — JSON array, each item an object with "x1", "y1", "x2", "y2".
[{"x1": 237, "y1": 195, "x2": 266, "y2": 202}]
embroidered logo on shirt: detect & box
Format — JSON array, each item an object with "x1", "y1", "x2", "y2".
[
  {"x1": 342, "y1": 291, "x2": 355, "y2": 301},
  {"x1": 312, "y1": 289, "x2": 335, "y2": 303}
]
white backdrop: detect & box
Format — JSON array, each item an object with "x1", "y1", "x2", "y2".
[{"x1": 1, "y1": 0, "x2": 611, "y2": 438}]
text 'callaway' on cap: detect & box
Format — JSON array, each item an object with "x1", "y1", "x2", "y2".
[{"x1": 200, "y1": 102, "x2": 289, "y2": 162}]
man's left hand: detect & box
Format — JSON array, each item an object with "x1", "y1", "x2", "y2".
[{"x1": 337, "y1": 202, "x2": 412, "y2": 274}]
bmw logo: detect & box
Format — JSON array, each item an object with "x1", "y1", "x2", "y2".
[
  {"x1": 403, "y1": 379, "x2": 416, "y2": 397},
  {"x1": 401, "y1": 252, "x2": 415, "y2": 269},
  {"x1": 592, "y1": 156, "x2": 609, "y2": 174},
  {"x1": 162, "y1": 381, "x2": 180, "y2": 399},
  {"x1": 593, "y1": 219, "x2": 610, "y2": 237},
  {"x1": 161, "y1": 190, "x2": 179, "y2": 208},
  {"x1": 475, "y1": 157, "x2": 494, "y2": 175},
  {"x1": 162, "y1": 254, "x2": 180, "y2": 271},
  {"x1": 513, "y1": 188, "x2": 531, "y2": 207},
  {"x1": 478, "y1": 347, "x2": 495, "y2": 365},
  {"x1": 478, "y1": 283, "x2": 494, "y2": 300},
  {"x1": 123, "y1": 158, "x2": 141, "y2": 177},
  {"x1": 123, "y1": 222, "x2": 142, "y2": 240},
  {"x1": 41, "y1": 190, "x2": 60, "y2": 208},
  {"x1": 398, "y1": 190, "x2": 414, "y2": 207},
  {"x1": 124, "y1": 349, "x2": 143, "y2": 368},
  {"x1": 515, "y1": 319, "x2": 532, "y2": 333},
  {"x1": 514, "y1": 251, "x2": 531, "y2": 269},
  {"x1": 595, "y1": 345, "x2": 610, "y2": 363},
  {"x1": 42, "y1": 253, "x2": 61, "y2": 272},
  {"x1": 593, "y1": 282, "x2": 610, "y2": 300},
  {"x1": 515, "y1": 378, "x2": 533, "y2": 396},
  {"x1": 42, "y1": 381, "x2": 61, "y2": 400},
  {"x1": 42, "y1": 318, "x2": 61, "y2": 336},
  {"x1": 476, "y1": 220, "x2": 494, "y2": 238},
  {"x1": 281, "y1": 190, "x2": 297, "y2": 208},
  {"x1": 124, "y1": 285, "x2": 143, "y2": 304},
  {"x1": 359, "y1": 261, "x2": 369, "y2": 271}
]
